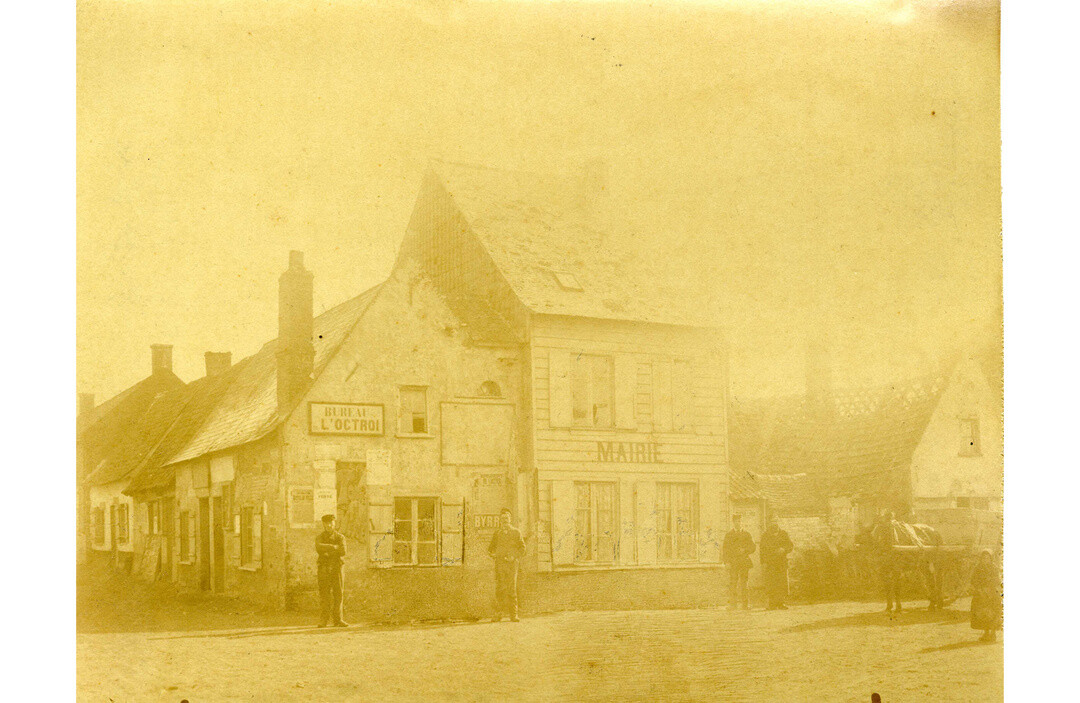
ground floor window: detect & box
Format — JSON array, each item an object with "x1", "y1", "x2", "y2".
[
  {"x1": 656, "y1": 482, "x2": 698, "y2": 562},
  {"x1": 394, "y1": 497, "x2": 439, "y2": 566},
  {"x1": 574, "y1": 482, "x2": 618, "y2": 564},
  {"x1": 116, "y1": 503, "x2": 130, "y2": 545},
  {"x1": 240, "y1": 506, "x2": 263, "y2": 567},
  {"x1": 179, "y1": 510, "x2": 192, "y2": 562}
]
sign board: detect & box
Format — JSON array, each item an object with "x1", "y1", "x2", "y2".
[
  {"x1": 597, "y1": 441, "x2": 661, "y2": 463},
  {"x1": 366, "y1": 448, "x2": 391, "y2": 485},
  {"x1": 474, "y1": 514, "x2": 500, "y2": 530},
  {"x1": 288, "y1": 486, "x2": 315, "y2": 527},
  {"x1": 309, "y1": 402, "x2": 384, "y2": 436}
]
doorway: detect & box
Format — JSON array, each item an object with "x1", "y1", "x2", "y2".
[
  {"x1": 198, "y1": 497, "x2": 211, "y2": 590},
  {"x1": 212, "y1": 496, "x2": 225, "y2": 592}
]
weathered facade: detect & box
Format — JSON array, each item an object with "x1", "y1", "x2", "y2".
[{"x1": 99, "y1": 162, "x2": 730, "y2": 618}]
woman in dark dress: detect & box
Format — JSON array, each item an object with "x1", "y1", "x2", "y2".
[{"x1": 970, "y1": 549, "x2": 1002, "y2": 642}]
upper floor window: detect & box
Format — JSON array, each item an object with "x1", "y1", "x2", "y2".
[
  {"x1": 959, "y1": 417, "x2": 981, "y2": 456},
  {"x1": 571, "y1": 354, "x2": 614, "y2": 428},
  {"x1": 399, "y1": 386, "x2": 429, "y2": 434}
]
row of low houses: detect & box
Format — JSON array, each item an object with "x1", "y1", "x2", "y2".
[{"x1": 78, "y1": 161, "x2": 1002, "y2": 618}]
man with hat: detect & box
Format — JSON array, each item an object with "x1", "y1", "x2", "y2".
[
  {"x1": 488, "y1": 508, "x2": 526, "y2": 622},
  {"x1": 723, "y1": 514, "x2": 756, "y2": 610},
  {"x1": 316, "y1": 513, "x2": 349, "y2": 627}
]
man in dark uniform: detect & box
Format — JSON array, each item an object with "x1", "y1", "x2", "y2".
[
  {"x1": 488, "y1": 508, "x2": 526, "y2": 622},
  {"x1": 759, "y1": 519, "x2": 794, "y2": 610},
  {"x1": 316, "y1": 514, "x2": 349, "y2": 627},
  {"x1": 723, "y1": 515, "x2": 755, "y2": 610},
  {"x1": 872, "y1": 510, "x2": 902, "y2": 614}
]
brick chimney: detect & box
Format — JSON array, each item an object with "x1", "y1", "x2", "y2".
[
  {"x1": 276, "y1": 251, "x2": 315, "y2": 412},
  {"x1": 151, "y1": 344, "x2": 173, "y2": 375},
  {"x1": 205, "y1": 351, "x2": 232, "y2": 378},
  {"x1": 78, "y1": 392, "x2": 95, "y2": 416},
  {"x1": 805, "y1": 336, "x2": 833, "y2": 417}
]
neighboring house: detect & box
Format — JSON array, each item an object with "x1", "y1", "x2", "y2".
[
  {"x1": 729, "y1": 350, "x2": 1003, "y2": 548},
  {"x1": 102, "y1": 161, "x2": 729, "y2": 617},
  {"x1": 80, "y1": 345, "x2": 185, "y2": 568}
]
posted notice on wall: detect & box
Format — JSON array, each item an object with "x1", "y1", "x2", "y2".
[
  {"x1": 309, "y1": 402, "x2": 384, "y2": 436},
  {"x1": 314, "y1": 488, "x2": 337, "y2": 521},
  {"x1": 366, "y1": 448, "x2": 391, "y2": 485}
]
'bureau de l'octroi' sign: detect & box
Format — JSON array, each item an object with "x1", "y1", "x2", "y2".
[{"x1": 309, "y1": 402, "x2": 384, "y2": 436}]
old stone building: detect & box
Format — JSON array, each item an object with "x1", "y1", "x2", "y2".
[{"x1": 96, "y1": 162, "x2": 730, "y2": 618}]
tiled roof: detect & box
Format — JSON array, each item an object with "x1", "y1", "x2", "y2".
[
  {"x1": 77, "y1": 370, "x2": 183, "y2": 440},
  {"x1": 729, "y1": 471, "x2": 824, "y2": 515},
  {"x1": 431, "y1": 161, "x2": 720, "y2": 329},
  {"x1": 164, "y1": 284, "x2": 382, "y2": 466},
  {"x1": 729, "y1": 374, "x2": 947, "y2": 501}
]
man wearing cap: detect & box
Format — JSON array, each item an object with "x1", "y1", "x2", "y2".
[
  {"x1": 723, "y1": 515, "x2": 755, "y2": 610},
  {"x1": 316, "y1": 514, "x2": 349, "y2": 627},
  {"x1": 488, "y1": 508, "x2": 526, "y2": 622}
]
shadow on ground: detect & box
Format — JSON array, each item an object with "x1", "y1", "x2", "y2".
[
  {"x1": 920, "y1": 638, "x2": 1001, "y2": 653},
  {"x1": 780, "y1": 606, "x2": 969, "y2": 633}
]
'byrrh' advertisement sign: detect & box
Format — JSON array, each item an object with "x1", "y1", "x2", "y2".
[{"x1": 309, "y1": 402, "x2": 384, "y2": 436}]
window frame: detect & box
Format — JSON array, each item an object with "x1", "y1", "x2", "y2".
[
  {"x1": 656, "y1": 482, "x2": 699, "y2": 563},
  {"x1": 116, "y1": 503, "x2": 130, "y2": 545},
  {"x1": 572, "y1": 481, "x2": 619, "y2": 565},
  {"x1": 392, "y1": 496, "x2": 441, "y2": 567},
  {"x1": 397, "y1": 385, "x2": 431, "y2": 436},
  {"x1": 959, "y1": 417, "x2": 982, "y2": 457},
  {"x1": 570, "y1": 354, "x2": 615, "y2": 429}
]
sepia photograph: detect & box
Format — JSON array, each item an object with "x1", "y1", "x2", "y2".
[{"x1": 72, "y1": 0, "x2": 1008, "y2": 700}]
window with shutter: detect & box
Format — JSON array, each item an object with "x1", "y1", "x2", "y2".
[
  {"x1": 398, "y1": 387, "x2": 429, "y2": 434},
  {"x1": 656, "y1": 483, "x2": 698, "y2": 562},
  {"x1": 179, "y1": 511, "x2": 191, "y2": 562},
  {"x1": 570, "y1": 355, "x2": 614, "y2": 428},
  {"x1": 573, "y1": 482, "x2": 618, "y2": 564},
  {"x1": 549, "y1": 351, "x2": 573, "y2": 428},
  {"x1": 393, "y1": 497, "x2": 440, "y2": 566},
  {"x1": 440, "y1": 500, "x2": 465, "y2": 566}
]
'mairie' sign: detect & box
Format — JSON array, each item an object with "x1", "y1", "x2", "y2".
[{"x1": 309, "y1": 402, "x2": 384, "y2": 436}]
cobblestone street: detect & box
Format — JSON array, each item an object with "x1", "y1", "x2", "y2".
[{"x1": 77, "y1": 571, "x2": 1002, "y2": 702}]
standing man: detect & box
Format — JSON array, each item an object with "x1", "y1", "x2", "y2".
[
  {"x1": 723, "y1": 515, "x2": 755, "y2": 610},
  {"x1": 759, "y1": 519, "x2": 794, "y2": 610},
  {"x1": 872, "y1": 510, "x2": 902, "y2": 614},
  {"x1": 488, "y1": 508, "x2": 526, "y2": 622},
  {"x1": 316, "y1": 514, "x2": 349, "y2": 627}
]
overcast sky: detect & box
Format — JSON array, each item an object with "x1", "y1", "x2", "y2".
[{"x1": 77, "y1": 0, "x2": 1000, "y2": 402}]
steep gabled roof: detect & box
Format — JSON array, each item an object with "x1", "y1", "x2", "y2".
[
  {"x1": 77, "y1": 370, "x2": 184, "y2": 441},
  {"x1": 163, "y1": 284, "x2": 382, "y2": 466},
  {"x1": 429, "y1": 161, "x2": 720, "y2": 329},
  {"x1": 729, "y1": 374, "x2": 947, "y2": 501}
]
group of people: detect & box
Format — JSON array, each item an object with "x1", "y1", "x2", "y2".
[
  {"x1": 314, "y1": 507, "x2": 526, "y2": 627},
  {"x1": 317, "y1": 508, "x2": 1000, "y2": 639},
  {"x1": 723, "y1": 515, "x2": 794, "y2": 610}
]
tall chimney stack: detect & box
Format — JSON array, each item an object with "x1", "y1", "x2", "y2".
[
  {"x1": 151, "y1": 344, "x2": 173, "y2": 375},
  {"x1": 205, "y1": 351, "x2": 232, "y2": 378},
  {"x1": 276, "y1": 251, "x2": 315, "y2": 412},
  {"x1": 78, "y1": 392, "x2": 95, "y2": 416}
]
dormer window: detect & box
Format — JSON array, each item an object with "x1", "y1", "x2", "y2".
[{"x1": 550, "y1": 270, "x2": 583, "y2": 292}]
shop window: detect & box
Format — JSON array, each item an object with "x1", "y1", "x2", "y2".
[
  {"x1": 571, "y1": 355, "x2": 614, "y2": 428},
  {"x1": 657, "y1": 483, "x2": 698, "y2": 562},
  {"x1": 116, "y1": 504, "x2": 130, "y2": 545},
  {"x1": 399, "y1": 386, "x2": 429, "y2": 434},
  {"x1": 179, "y1": 511, "x2": 191, "y2": 562},
  {"x1": 959, "y1": 418, "x2": 981, "y2": 456},
  {"x1": 92, "y1": 507, "x2": 105, "y2": 544},
  {"x1": 574, "y1": 482, "x2": 618, "y2": 563},
  {"x1": 393, "y1": 497, "x2": 440, "y2": 566},
  {"x1": 240, "y1": 506, "x2": 262, "y2": 568}
]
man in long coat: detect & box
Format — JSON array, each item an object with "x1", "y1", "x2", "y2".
[
  {"x1": 723, "y1": 515, "x2": 755, "y2": 610},
  {"x1": 488, "y1": 508, "x2": 526, "y2": 622},
  {"x1": 759, "y1": 519, "x2": 794, "y2": 610}
]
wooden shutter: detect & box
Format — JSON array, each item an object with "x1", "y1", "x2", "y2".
[
  {"x1": 187, "y1": 512, "x2": 196, "y2": 562},
  {"x1": 253, "y1": 513, "x2": 263, "y2": 564},
  {"x1": 548, "y1": 350, "x2": 573, "y2": 428},
  {"x1": 653, "y1": 359, "x2": 673, "y2": 431},
  {"x1": 698, "y1": 478, "x2": 723, "y2": 564},
  {"x1": 550, "y1": 480, "x2": 575, "y2": 566},
  {"x1": 368, "y1": 502, "x2": 394, "y2": 567},
  {"x1": 441, "y1": 499, "x2": 465, "y2": 566},
  {"x1": 635, "y1": 481, "x2": 657, "y2": 565},
  {"x1": 614, "y1": 354, "x2": 637, "y2": 430}
]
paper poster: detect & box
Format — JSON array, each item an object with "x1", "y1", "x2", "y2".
[{"x1": 366, "y1": 448, "x2": 391, "y2": 485}]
